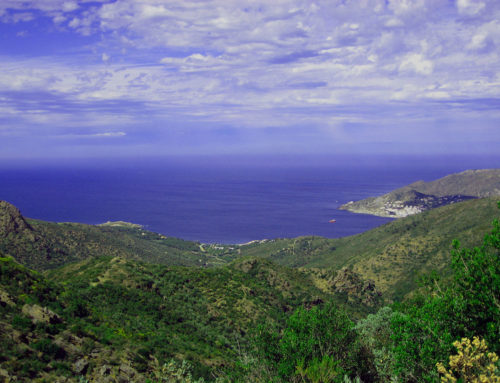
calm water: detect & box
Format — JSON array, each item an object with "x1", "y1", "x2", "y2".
[{"x1": 0, "y1": 155, "x2": 498, "y2": 243}]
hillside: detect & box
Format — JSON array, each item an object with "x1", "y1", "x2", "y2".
[
  {"x1": 238, "y1": 198, "x2": 500, "y2": 300},
  {"x1": 0, "y1": 255, "x2": 149, "y2": 382},
  {"x1": 0, "y1": 253, "x2": 360, "y2": 381},
  {"x1": 339, "y1": 169, "x2": 500, "y2": 217}
]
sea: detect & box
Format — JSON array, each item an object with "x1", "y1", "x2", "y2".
[{"x1": 0, "y1": 154, "x2": 498, "y2": 244}]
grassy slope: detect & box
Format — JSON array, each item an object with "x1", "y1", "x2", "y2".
[
  {"x1": 0, "y1": 256, "x2": 121, "y2": 382},
  {"x1": 238, "y1": 198, "x2": 500, "y2": 300}
]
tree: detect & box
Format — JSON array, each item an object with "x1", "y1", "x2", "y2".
[{"x1": 449, "y1": 205, "x2": 500, "y2": 349}]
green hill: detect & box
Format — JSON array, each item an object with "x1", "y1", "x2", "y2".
[
  {"x1": 0, "y1": 255, "x2": 144, "y2": 382},
  {"x1": 237, "y1": 198, "x2": 500, "y2": 300},
  {"x1": 0, "y1": 200, "x2": 236, "y2": 271},
  {"x1": 0, "y1": 196, "x2": 498, "y2": 381},
  {"x1": 407, "y1": 169, "x2": 500, "y2": 197}
]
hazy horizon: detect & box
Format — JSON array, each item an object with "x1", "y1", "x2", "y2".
[{"x1": 1, "y1": 153, "x2": 500, "y2": 172}]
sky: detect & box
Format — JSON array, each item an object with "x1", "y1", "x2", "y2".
[{"x1": 0, "y1": 0, "x2": 499, "y2": 160}]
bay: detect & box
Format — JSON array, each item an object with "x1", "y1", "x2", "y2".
[{"x1": 0, "y1": 155, "x2": 497, "y2": 244}]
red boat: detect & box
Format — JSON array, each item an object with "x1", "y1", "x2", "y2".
[{"x1": 329, "y1": 219, "x2": 336, "y2": 223}]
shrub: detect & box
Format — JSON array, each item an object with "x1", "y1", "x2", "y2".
[
  {"x1": 32, "y1": 338, "x2": 66, "y2": 362},
  {"x1": 436, "y1": 337, "x2": 500, "y2": 383},
  {"x1": 12, "y1": 314, "x2": 33, "y2": 331}
]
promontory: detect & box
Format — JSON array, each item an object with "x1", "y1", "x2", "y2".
[{"x1": 339, "y1": 169, "x2": 500, "y2": 218}]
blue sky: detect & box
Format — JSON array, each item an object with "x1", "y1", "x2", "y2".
[{"x1": 0, "y1": 0, "x2": 499, "y2": 159}]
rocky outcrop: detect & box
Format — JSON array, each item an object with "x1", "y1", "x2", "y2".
[
  {"x1": 22, "y1": 304, "x2": 62, "y2": 324},
  {"x1": 0, "y1": 289, "x2": 15, "y2": 307},
  {"x1": 72, "y1": 358, "x2": 89, "y2": 375},
  {"x1": 98, "y1": 221, "x2": 143, "y2": 229},
  {"x1": 0, "y1": 368, "x2": 11, "y2": 383},
  {"x1": 0, "y1": 201, "x2": 32, "y2": 237},
  {"x1": 87, "y1": 362, "x2": 145, "y2": 383}
]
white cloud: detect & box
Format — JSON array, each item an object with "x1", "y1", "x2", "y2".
[
  {"x1": 457, "y1": 0, "x2": 485, "y2": 15},
  {"x1": 468, "y1": 31, "x2": 488, "y2": 50},
  {"x1": 68, "y1": 17, "x2": 80, "y2": 28},
  {"x1": 62, "y1": 1, "x2": 79, "y2": 12},
  {"x1": 1, "y1": 0, "x2": 500, "y2": 146},
  {"x1": 399, "y1": 53, "x2": 434, "y2": 75},
  {"x1": 385, "y1": 18, "x2": 404, "y2": 27},
  {"x1": 140, "y1": 4, "x2": 170, "y2": 18},
  {"x1": 53, "y1": 14, "x2": 66, "y2": 24},
  {"x1": 388, "y1": 0, "x2": 426, "y2": 16},
  {"x1": 0, "y1": 0, "x2": 98, "y2": 15},
  {"x1": 425, "y1": 90, "x2": 450, "y2": 99},
  {"x1": 92, "y1": 131, "x2": 126, "y2": 137},
  {"x1": 467, "y1": 21, "x2": 500, "y2": 51}
]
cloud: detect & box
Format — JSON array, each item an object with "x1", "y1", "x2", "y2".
[
  {"x1": 457, "y1": 0, "x2": 485, "y2": 16},
  {"x1": 467, "y1": 21, "x2": 500, "y2": 51},
  {"x1": 90, "y1": 131, "x2": 126, "y2": 137},
  {"x1": 387, "y1": 0, "x2": 426, "y2": 16},
  {"x1": 62, "y1": 1, "x2": 79, "y2": 12},
  {"x1": 268, "y1": 50, "x2": 318, "y2": 64},
  {"x1": 399, "y1": 53, "x2": 434, "y2": 75},
  {"x1": 0, "y1": 0, "x2": 499, "y2": 156}
]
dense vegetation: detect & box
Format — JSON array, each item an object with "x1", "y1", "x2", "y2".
[
  {"x1": 0, "y1": 199, "x2": 498, "y2": 382},
  {"x1": 233, "y1": 206, "x2": 500, "y2": 382},
  {"x1": 0, "y1": 254, "x2": 352, "y2": 381}
]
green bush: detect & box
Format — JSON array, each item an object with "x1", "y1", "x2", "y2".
[
  {"x1": 12, "y1": 314, "x2": 33, "y2": 331},
  {"x1": 32, "y1": 338, "x2": 66, "y2": 362},
  {"x1": 355, "y1": 306, "x2": 397, "y2": 381},
  {"x1": 253, "y1": 302, "x2": 374, "y2": 383}
]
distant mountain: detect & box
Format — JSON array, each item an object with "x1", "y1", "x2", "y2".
[{"x1": 339, "y1": 169, "x2": 500, "y2": 217}]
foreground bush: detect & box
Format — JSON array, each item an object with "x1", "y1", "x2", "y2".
[{"x1": 437, "y1": 337, "x2": 500, "y2": 383}]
